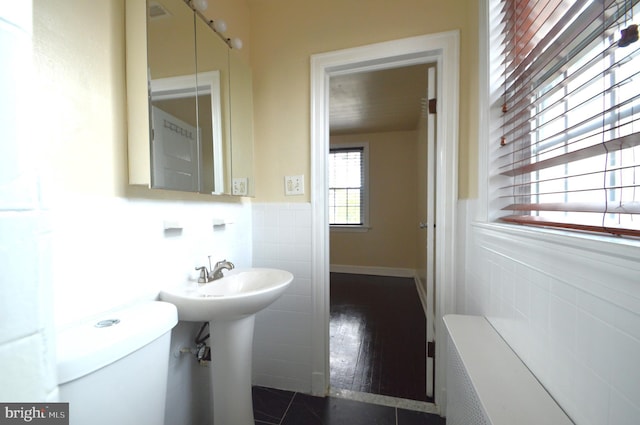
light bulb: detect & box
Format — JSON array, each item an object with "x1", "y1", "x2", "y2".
[
  {"x1": 231, "y1": 38, "x2": 243, "y2": 49},
  {"x1": 213, "y1": 19, "x2": 227, "y2": 33},
  {"x1": 193, "y1": 0, "x2": 208, "y2": 12}
]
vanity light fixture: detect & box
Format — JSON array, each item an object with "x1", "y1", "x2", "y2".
[
  {"x1": 187, "y1": 0, "x2": 243, "y2": 49},
  {"x1": 230, "y1": 38, "x2": 243, "y2": 49},
  {"x1": 212, "y1": 19, "x2": 227, "y2": 33},
  {"x1": 193, "y1": 0, "x2": 208, "y2": 11}
]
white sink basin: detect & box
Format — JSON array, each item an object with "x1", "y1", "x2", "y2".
[
  {"x1": 160, "y1": 267, "x2": 293, "y2": 424},
  {"x1": 159, "y1": 268, "x2": 293, "y2": 322}
]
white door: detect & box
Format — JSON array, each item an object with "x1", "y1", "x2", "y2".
[
  {"x1": 425, "y1": 66, "x2": 437, "y2": 398},
  {"x1": 151, "y1": 106, "x2": 200, "y2": 192}
]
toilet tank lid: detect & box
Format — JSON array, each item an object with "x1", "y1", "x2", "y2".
[{"x1": 56, "y1": 301, "x2": 178, "y2": 385}]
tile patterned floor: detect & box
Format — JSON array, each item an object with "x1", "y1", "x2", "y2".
[{"x1": 252, "y1": 386, "x2": 445, "y2": 425}]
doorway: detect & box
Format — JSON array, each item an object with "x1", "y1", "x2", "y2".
[
  {"x1": 309, "y1": 32, "x2": 460, "y2": 409},
  {"x1": 326, "y1": 62, "x2": 433, "y2": 402}
]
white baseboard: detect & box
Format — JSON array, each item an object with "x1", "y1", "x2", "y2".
[
  {"x1": 311, "y1": 372, "x2": 326, "y2": 397},
  {"x1": 414, "y1": 275, "x2": 429, "y2": 316},
  {"x1": 330, "y1": 264, "x2": 416, "y2": 278}
]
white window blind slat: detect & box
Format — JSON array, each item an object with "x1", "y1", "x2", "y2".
[
  {"x1": 500, "y1": 162, "x2": 640, "y2": 191},
  {"x1": 502, "y1": 43, "x2": 640, "y2": 142},
  {"x1": 499, "y1": 130, "x2": 640, "y2": 176},
  {"x1": 496, "y1": 0, "x2": 640, "y2": 237},
  {"x1": 502, "y1": 201, "x2": 640, "y2": 214}
]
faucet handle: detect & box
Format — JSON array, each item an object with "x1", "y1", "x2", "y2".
[{"x1": 195, "y1": 266, "x2": 208, "y2": 283}]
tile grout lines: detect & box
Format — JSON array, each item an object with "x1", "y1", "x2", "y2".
[{"x1": 278, "y1": 392, "x2": 297, "y2": 425}]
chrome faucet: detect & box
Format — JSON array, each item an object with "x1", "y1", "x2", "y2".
[
  {"x1": 211, "y1": 259, "x2": 234, "y2": 280},
  {"x1": 195, "y1": 266, "x2": 210, "y2": 283},
  {"x1": 195, "y1": 257, "x2": 234, "y2": 283}
]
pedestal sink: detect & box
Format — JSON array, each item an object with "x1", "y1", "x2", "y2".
[{"x1": 160, "y1": 268, "x2": 293, "y2": 425}]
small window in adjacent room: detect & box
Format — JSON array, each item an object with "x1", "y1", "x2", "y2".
[{"x1": 329, "y1": 143, "x2": 369, "y2": 230}]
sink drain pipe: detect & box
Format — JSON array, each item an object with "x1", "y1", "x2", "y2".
[{"x1": 177, "y1": 322, "x2": 211, "y2": 363}]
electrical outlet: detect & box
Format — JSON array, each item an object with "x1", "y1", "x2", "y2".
[
  {"x1": 232, "y1": 177, "x2": 248, "y2": 196},
  {"x1": 284, "y1": 175, "x2": 304, "y2": 195}
]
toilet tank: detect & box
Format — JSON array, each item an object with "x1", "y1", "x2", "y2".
[{"x1": 56, "y1": 301, "x2": 178, "y2": 425}]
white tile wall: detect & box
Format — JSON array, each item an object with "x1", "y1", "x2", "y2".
[
  {"x1": 461, "y1": 201, "x2": 640, "y2": 425},
  {"x1": 48, "y1": 195, "x2": 252, "y2": 424},
  {"x1": 251, "y1": 202, "x2": 314, "y2": 393},
  {"x1": 50, "y1": 196, "x2": 252, "y2": 328},
  {"x1": 0, "y1": 1, "x2": 57, "y2": 402}
]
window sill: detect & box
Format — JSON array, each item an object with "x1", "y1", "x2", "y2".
[
  {"x1": 330, "y1": 225, "x2": 371, "y2": 233},
  {"x1": 471, "y1": 221, "x2": 640, "y2": 261}
]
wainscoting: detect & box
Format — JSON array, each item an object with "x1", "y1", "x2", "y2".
[{"x1": 461, "y1": 205, "x2": 640, "y2": 425}]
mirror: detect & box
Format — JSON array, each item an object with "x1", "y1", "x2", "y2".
[
  {"x1": 126, "y1": 0, "x2": 254, "y2": 195},
  {"x1": 147, "y1": 0, "x2": 229, "y2": 194},
  {"x1": 194, "y1": 11, "x2": 231, "y2": 194},
  {"x1": 229, "y1": 51, "x2": 255, "y2": 197}
]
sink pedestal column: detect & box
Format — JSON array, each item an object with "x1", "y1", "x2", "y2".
[{"x1": 209, "y1": 315, "x2": 255, "y2": 425}]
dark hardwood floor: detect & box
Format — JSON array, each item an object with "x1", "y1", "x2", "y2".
[{"x1": 329, "y1": 273, "x2": 429, "y2": 402}]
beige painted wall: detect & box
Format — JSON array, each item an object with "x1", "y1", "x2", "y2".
[
  {"x1": 204, "y1": 0, "x2": 251, "y2": 65},
  {"x1": 330, "y1": 131, "x2": 418, "y2": 269},
  {"x1": 34, "y1": 0, "x2": 479, "y2": 202},
  {"x1": 35, "y1": 0, "x2": 128, "y2": 197},
  {"x1": 35, "y1": 0, "x2": 251, "y2": 201},
  {"x1": 249, "y1": 0, "x2": 480, "y2": 202}
]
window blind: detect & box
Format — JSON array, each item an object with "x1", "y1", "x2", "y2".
[
  {"x1": 497, "y1": 0, "x2": 640, "y2": 237},
  {"x1": 329, "y1": 147, "x2": 364, "y2": 225}
]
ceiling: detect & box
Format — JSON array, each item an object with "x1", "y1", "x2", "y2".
[{"x1": 329, "y1": 63, "x2": 430, "y2": 135}]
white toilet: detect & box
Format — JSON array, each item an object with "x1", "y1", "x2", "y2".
[{"x1": 56, "y1": 301, "x2": 178, "y2": 425}]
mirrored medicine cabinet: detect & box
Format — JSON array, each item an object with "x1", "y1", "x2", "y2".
[{"x1": 125, "y1": 0, "x2": 254, "y2": 196}]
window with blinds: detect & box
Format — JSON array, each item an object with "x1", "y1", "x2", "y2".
[
  {"x1": 496, "y1": 0, "x2": 640, "y2": 237},
  {"x1": 329, "y1": 145, "x2": 367, "y2": 226}
]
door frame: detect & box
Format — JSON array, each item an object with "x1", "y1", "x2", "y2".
[
  {"x1": 425, "y1": 65, "x2": 437, "y2": 399},
  {"x1": 310, "y1": 31, "x2": 460, "y2": 409}
]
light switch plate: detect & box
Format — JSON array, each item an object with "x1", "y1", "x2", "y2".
[{"x1": 284, "y1": 175, "x2": 304, "y2": 195}]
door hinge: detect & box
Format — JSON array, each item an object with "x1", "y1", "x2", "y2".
[
  {"x1": 427, "y1": 341, "x2": 436, "y2": 358},
  {"x1": 428, "y1": 98, "x2": 437, "y2": 114}
]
